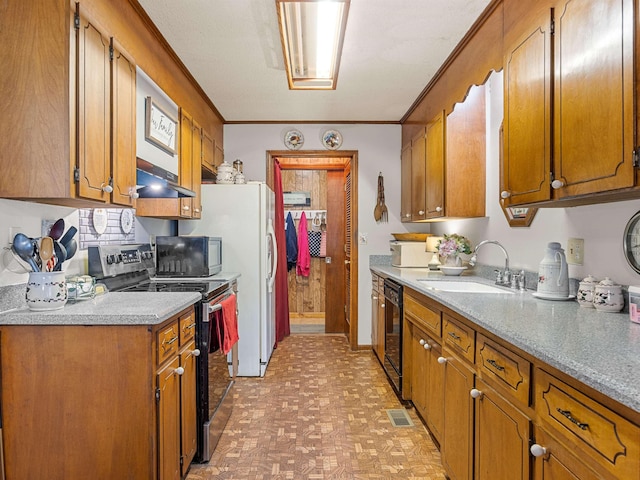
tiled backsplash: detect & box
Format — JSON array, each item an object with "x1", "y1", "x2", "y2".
[{"x1": 79, "y1": 208, "x2": 136, "y2": 249}]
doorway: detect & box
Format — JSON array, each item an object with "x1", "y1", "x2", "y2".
[{"x1": 267, "y1": 151, "x2": 359, "y2": 350}]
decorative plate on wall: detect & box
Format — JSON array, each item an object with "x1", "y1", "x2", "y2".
[
  {"x1": 322, "y1": 129, "x2": 342, "y2": 150},
  {"x1": 284, "y1": 129, "x2": 304, "y2": 150},
  {"x1": 92, "y1": 209, "x2": 108, "y2": 235},
  {"x1": 120, "y1": 209, "x2": 134, "y2": 234}
]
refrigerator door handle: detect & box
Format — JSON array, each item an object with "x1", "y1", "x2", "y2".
[{"x1": 267, "y1": 219, "x2": 277, "y2": 293}]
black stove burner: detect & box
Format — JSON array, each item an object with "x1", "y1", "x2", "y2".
[{"x1": 115, "y1": 279, "x2": 229, "y2": 298}]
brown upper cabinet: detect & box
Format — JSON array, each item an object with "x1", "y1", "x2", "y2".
[
  {"x1": 401, "y1": 83, "x2": 486, "y2": 223},
  {"x1": 502, "y1": 0, "x2": 636, "y2": 208},
  {"x1": 0, "y1": 1, "x2": 137, "y2": 207}
]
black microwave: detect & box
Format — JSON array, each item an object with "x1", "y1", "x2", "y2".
[{"x1": 155, "y1": 236, "x2": 222, "y2": 277}]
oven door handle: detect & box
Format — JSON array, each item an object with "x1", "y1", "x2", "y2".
[{"x1": 207, "y1": 303, "x2": 223, "y2": 315}]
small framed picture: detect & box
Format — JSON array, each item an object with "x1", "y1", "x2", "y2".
[{"x1": 145, "y1": 96, "x2": 178, "y2": 154}]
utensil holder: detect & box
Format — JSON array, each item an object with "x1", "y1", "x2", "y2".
[{"x1": 26, "y1": 271, "x2": 67, "y2": 311}]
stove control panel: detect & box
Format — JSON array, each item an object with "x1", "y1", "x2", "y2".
[{"x1": 88, "y1": 244, "x2": 155, "y2": 278}]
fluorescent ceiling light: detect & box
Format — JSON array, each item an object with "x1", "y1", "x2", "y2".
[{"x1": 277, "y1": 0, "x2": 350, "y2": 90}]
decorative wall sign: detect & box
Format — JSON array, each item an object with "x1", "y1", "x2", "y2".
[
  {"x1": 283, "y1": 191, "x2": 311, "y2": 206},
  {"x1": 145, "y1": 96, "x2": 178, "y2": 154}
]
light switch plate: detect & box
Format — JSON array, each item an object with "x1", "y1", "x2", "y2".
[{"x1": 567, "y1": 238, "x2": 584, "y2": 265}]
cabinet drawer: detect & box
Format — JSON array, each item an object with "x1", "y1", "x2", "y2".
[
  {"x1": 404, "y1": 293, "x2": 441, "y2": 337},
  {"x1": 157, "y1": 321, "x2": 180, "y2": 366},
  {"x1": 179, "y1": 310, "x2": 196, "y2": 345},
  {"x1": 442, "y1": 314, "x2": 474, "y2": 363},
  {"x1": 535, "y1": 369, "x2": 640, "y2": 479},
  {"x1": 477, "y1": 334, "x2": 530, "y2": 405}
]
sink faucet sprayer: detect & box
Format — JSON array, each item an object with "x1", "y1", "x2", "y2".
[{"x1": 469, "y1": 240, "x2": 515, "y2": 287}]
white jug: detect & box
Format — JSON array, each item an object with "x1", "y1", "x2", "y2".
[{"x1": 537, "y1": 242, "x2": 569, "y2": 298}]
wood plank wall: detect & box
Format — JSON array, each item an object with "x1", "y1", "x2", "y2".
[{"x1": 283, "y1": 170, "x2": 327, "y2": 315}]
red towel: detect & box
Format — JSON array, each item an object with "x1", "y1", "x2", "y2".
[
  {"x1": 296, "y1": 211, "x2": 310, "y2": 277},
  {"x1": 221, "y1": 293, "x2": 239, "y2": 355}
]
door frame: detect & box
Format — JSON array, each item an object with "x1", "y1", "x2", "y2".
[{"x1": 266, "y1": 150, "x2": 359, "y2": 350}]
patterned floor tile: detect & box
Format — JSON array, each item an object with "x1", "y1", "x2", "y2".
[{"x1": 186, "y1": 334, "x2": 446, "y2": 480}]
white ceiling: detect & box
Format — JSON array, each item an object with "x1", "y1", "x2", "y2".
[{"x1": 137, "y1": 0, "x2": 491, "y2": 123}]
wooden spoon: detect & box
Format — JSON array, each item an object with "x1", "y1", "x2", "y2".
[{"x1": 39, "y1": 237, "x2": 54, "y2": 272}]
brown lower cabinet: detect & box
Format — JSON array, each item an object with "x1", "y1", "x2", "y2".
[
  {"x1": 401, "y1": 286, "x2": 640, "y2": 480},
  {"x1": 0, "y1": 305, "x2": 197, "y2": 480}
]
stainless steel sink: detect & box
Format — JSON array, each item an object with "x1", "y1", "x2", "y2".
[{"x1": 417, "y1": 280, "x2": 515, "y2": 294}]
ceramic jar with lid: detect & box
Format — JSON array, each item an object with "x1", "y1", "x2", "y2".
[
  {"x1": 593, "y1": 277, "x2": 624, "y2": 312},
  {"x1": 216, "y1": 161, "x2": 235, "y2": 184},
  {"x1": 577, "y1": 274, "x2": 598, "y2": 308}
]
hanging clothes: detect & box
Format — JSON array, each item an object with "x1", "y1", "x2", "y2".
[
  {"x1": 285, "y1": 212, "x2": 298, "y2": 271},
  {"x1": 296, "y1": 211, "x2": 311, "y2": 277}
]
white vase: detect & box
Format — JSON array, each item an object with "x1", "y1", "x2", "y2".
[{"x1": 444, "y1": 255, "x2": 462, "y2": 267}]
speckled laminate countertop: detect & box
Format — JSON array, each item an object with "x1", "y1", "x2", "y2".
[
  {"x1": 371, "y1": 265, "x2": 640, "y2": 414},
  {"x1": 0, "y1": 292, "x2": 201, "y2": 326}
]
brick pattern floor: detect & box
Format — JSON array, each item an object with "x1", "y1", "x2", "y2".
[{"x1": 186, "y1": 334, "x2": 446, "y2": 480}]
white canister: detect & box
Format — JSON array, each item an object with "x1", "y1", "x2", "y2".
[
  {"x1": 576, "y1": 275, "x2": 598, "y2": 308},
  {"x1": 216, "y1": 161, "x2": 235, "y2": 184},
  {"x1": 26, "y1": 271, "x2": 67, "y2": 311},
  {"x1": 593, "y1": 277, "x2": 624, "y2": 312}
]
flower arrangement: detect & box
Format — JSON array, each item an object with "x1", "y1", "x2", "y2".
[{"x1": 437, "y1": 233, "x2": 472, "y2": 258}]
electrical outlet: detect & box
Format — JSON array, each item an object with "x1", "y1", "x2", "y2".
[
  {"x1": 8, "y1": 226, "x2": 23, "y2": 245},
  {"x1": 567, "y1": 238, "x2": 584, "y2": 265}
]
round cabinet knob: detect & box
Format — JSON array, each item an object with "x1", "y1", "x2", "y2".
[
  {"x1": 435, "y1": 206, "x2": 443, "y2": 212},
  {"x1": 500, "y1": 190, "x2": 511, "y2": 199},
  {"x1": 418, "y1": 210, "x2": 425, "y2": 215},
  {"x1": 530, "y1": 444, "x2": 547, "y2": 457},
  {"x1": 192, "y1": 349, "x2": 201, "y2": 357},
  {"x1": 437, "y1": 356, "x2": 447, "y2": 364},
  {"x1": 381, "y1": 303, "x2": 385, "y2": 308},
  {"x1": 404, "y1": 213, "x2": 411, "y2": 218},
  {"x1": 194, "y1": 208, "x2": 201, "y2": 213},
  {"x1": 470, "y1": 388, "x2": 483, "y2": 399},
  {"x1": 182, "y1": 205, "x2": 190, "y2": 211},
  {"x1": 175, "y1": 367, "x2": 185, "y2": 376},
  {"x1": 551, "y1": 179, "x2": 564, "y2": 189},
  {"x1": 423, "y1": 343, "x2": 431, "y2": 350},
  {"x1": 128, "y1": 187, "x2": 139, "y2": 199},
  {"x1": 419, "y1": 339, "x2": 426, "y2": 345},
  {"x1": 101, "y1": 183, "x2": 113, "y2": 193}
]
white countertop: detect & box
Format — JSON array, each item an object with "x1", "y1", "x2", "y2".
[
  {"x1": 0, "y1": 292, "x2": 202, "y2": 326},
  {"x1": 371, "y1": 265, "x2": 640, "y2": 414}
]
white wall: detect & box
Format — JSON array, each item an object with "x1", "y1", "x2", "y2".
[
  {"x1": 224, "y1": 124, "x2": 423, "y2": 345},
  {"x1": 430, "y1": 71, "x2": 640, "y2": 289}
]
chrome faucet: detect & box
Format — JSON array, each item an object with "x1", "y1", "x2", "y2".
[{"x1": 468, "y1": 240, "x2": 511, "y2": 286}]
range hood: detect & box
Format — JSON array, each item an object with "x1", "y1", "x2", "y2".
[{"x1": 136, "y1": 158, "x2": 195, "y2": 198}]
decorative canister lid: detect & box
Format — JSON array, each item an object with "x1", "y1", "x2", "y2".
[
  {"x1": 598, "y1": 277, "x2": 618, "y2": 286},
  {"x1": 580, "y1": 274, "x2": 598, "y2": 284}
]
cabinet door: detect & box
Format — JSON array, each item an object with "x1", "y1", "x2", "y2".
[
  {"x1": 531, "y1": 426, "x2": 601, "y2": 480},
  {"x1": 179, "y1": 110, "x2": 194, "y2": 218},
  {"x1": 474, "y1": 379, "x2": 531, "y2": 480},
  {"x1": 424, "y1": 339, "x2": 444, "y2": 443},
  {"x1": 180, "y1": 341, "x2": 198, "y2": 477},
  {"x1": 77, "y1": 9, "x2": 111, "y2": 203},
  {"x1": 553, "y1": 0, "x2": 635, "y2": 198},
  {"x1": 425, "y1": 112, "x2": 445, "y2": 219},
  {"x1": 441, "y1": 352, "x2": 474, "y2": 480},
  {"x1": 191, "y1": 120, "x2": 202, "y2": 219},
  {"x1": 157, "y1": 357, "x2": 181, "y2": 480},
  {"x1": 410, "y1": 325, "x2": 429, "y2": 416},
  {"x1": 202, "y1": 128, "x2": 215, "y2": 173},
  {"x1": 371, "y1": 276, "x2": 380, "y2": 360},
  {"x1": 400, "y1": 142, "x2": 412, "y2": 222},
  {"x1": 410, "y1": 129, "x2": 427, "y2": 220},
  {"x1": 502, "y1": 0, "x2": 553, "y2": 206},
  {"x1": 110, "y1": 38, "x2": 137, "y2": 207}
]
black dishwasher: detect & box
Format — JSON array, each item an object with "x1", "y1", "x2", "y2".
[{"x1": 383, "y1": 278, "x2": 403, "y2": 398}]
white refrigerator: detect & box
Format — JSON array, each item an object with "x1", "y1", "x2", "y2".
[{"x1": 179, "y1": 182, "x2": 277, "y2": 377}]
